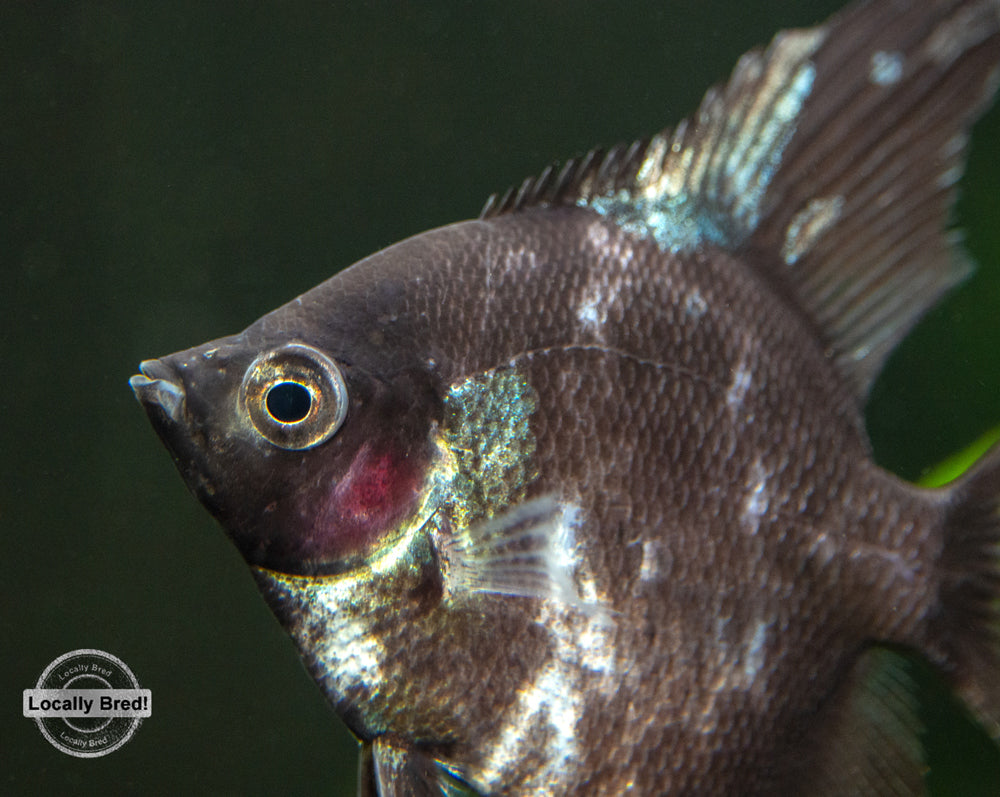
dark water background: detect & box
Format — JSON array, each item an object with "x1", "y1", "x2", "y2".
[{"x1": 3, "y1": 1, "x2": 999, "y2": 794}]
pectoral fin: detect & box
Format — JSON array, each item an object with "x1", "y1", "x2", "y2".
[{"x1": 437, "y1": 495, "x2": 581, "y2": 605}]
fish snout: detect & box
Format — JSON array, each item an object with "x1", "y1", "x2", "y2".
[{"x1": 129, "y1": 359, "x2": 186, "y2": 423}]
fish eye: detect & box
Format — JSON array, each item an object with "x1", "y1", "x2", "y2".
[
  {"x1": 240, "y1": 343, "x2": 348, "y2": 450},
  {"x1": 265, "y1": 381, "x2": 312, "y2": 423}
]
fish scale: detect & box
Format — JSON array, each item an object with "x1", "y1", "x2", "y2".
[{"x1": 131, "y1": 0, "x2": 1000, "y2": 793}]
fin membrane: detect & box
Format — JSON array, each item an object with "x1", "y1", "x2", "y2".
[
  {"x1": 802, "y1": 646, "x2": 928, "y2": 796},
  {"x1": 361, "y1": 738, "x2": 478, "y2": 797},
  {"x1": 931, "y1": 441, "x2": 1000, "y2": 740},
  {"x1": 482, "y1": 0, "x2": 1000, "y2": 402},
  {"x1": 912, "y1": 650, "x2": 1000, "y2": 797},
  {"x1": 802, "y1": 644, "x2": 1000, "y2": 796},
  {"x1": 747, "y1": 0, "x2": 1000, "y2": 399},
  {"x1": 437, "y1": 494, "x2": 584, "y2": 607}
]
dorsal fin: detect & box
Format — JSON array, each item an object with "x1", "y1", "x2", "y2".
[{"x1": 481, "y1": 0, "x2": 1000, "y2": 401}]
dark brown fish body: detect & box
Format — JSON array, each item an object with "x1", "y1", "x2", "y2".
[{"x1": 132, "y1": 1, "x2": 1000, "y2": 794}]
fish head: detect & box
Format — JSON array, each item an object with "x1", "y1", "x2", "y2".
[{"x1": 129, "y1": 296, "x2": 443, "y2": 577}]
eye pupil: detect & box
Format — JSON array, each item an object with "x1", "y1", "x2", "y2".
[{"x1": 265, "y1": 382, "x2": 312, "y2": 423}]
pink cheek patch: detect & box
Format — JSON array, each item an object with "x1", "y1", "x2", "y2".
[
  {"x1": 338, "y1": 446, "x2": 399, "y2": 522},
  {"x1": 312, "y1": 441, "x2": 422, "y2": 559}
]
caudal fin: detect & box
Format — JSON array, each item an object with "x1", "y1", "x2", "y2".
[{"x1": 932, "y1": 442, "x2": 1000, "y2": 738}]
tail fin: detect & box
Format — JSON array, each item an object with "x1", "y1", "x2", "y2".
[{"x1": 932, "y1": 442, "x2": 1000, "y2": 738}]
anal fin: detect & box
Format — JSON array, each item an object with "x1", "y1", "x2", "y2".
[
  {"x1": 800, "y1": 643, "x2": 1000, "y2": 796},
  {"x1": 363, "y1": 737, "x2": 478, "y2": 797},
  {"x1": 801, "y1": 646, "x2": 928, "y2": 796}
]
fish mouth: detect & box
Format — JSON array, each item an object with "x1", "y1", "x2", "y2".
[{"x1": 129, "y1": 359, "x2": 186, "y2": 423}]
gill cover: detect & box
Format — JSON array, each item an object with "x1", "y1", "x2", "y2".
[{"x1": 241, "y1": 343, "x2": 348, "y2": 450}]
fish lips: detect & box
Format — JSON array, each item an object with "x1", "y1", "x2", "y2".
[
  {"x1": 130, "y1": 359, "x2": 186, "y2": 425},
  {"x1": 129, "y1": 353, "x2": 228, "y2": 514}
]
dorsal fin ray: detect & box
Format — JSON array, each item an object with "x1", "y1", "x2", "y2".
[{"x1": 481, "y1": 0, "x2": 1000, "y2": 402}]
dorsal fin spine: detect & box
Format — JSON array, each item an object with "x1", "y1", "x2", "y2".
[{"x1": 480, "y1": 0, "x2": 999, "y2": 405}]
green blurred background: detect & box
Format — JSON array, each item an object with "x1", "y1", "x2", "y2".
[{"x1": 3, "y1": 1, "x2": 998, "y2": 794}]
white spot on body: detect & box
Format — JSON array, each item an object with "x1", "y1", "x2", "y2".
[
  {"x1": 726, "y1": 341, "x2": 755, "y2": 413},
  {"x1": 706, "y1": 615, "x2": 772, "y2": 707},
  {"x1": 741, "y1": 459, "x2": 772, "y2": 529},
  {"x1": 727, "y1": 364, "x2": 752, "y2": 411},
  {"x1": 742, "y1": 619, "x2": 769, "y2": 683},
  {"x1": 568, "y1": 595, "x2": 617, "y2": 675},
  {"x1": 849, "y1": 541, "x2": 918, "y2": 584},
  {"x1": 585, "y1": 219, "x2": 610, "y2": 250},
  {"x1": 312, "y1": 613, "x2": 386, "y2": 694},
  {"x1": 576, "y1": 285, "x2": 603, "y2": 331},
  {"x1": 640, "y1": 540, "x2": 659, "y2": 581},
  {"x1": 574, "y1": 225, "x2": 634, "y2": 341},
  {"x1": 713, "y1": 614, "x2": 731, "y2": 644},
  {"x1": 684, "y1": 289, "x2": 708, "y2": 320},
  {"x1": 259, "y1": 522, "x2": 439, "y2": 726},
  {"x1": 807, "y1": 530, "x2": 837, "y2": 567},
  {"x1": 474, "y1": 517, "x2": 617, "y2": 793},
  {"x1": 551, "y1": 503, "x2": 583, "y2": 595},
  {"x1": 475, "y1": 607, "x2": 617, "y2": 792},
  {"x1": 478, "y1": 662, "x2": 580, "y2": 786},
  {"x1": 870, "y1": 50, "x2": 904, "y2": 86}
]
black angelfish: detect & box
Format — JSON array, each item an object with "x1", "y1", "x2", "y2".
[{"x1": 130, "y1": 0, "x2": 1000, "y2": 793}]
